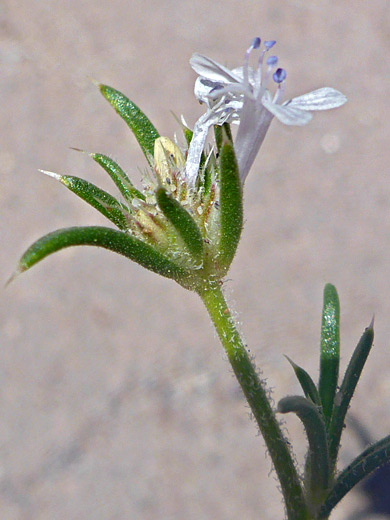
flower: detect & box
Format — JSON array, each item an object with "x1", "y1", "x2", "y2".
[
  {"x1": 190, "y1": 37, "x2": 347, "y2": 182},
  {"x1": 14, "y1": 44, "x2": 346, "y2": 291}
]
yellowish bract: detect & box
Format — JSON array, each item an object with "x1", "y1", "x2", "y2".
[{"x1": 154, "y1": 137, "x2": 185, "y2": 189}]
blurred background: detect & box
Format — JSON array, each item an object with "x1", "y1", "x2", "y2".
[{"x1": 1, "y1": 1, "x2": 389, "y2": 519}]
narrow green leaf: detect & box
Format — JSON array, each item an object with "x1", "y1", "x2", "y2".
[
  {"x1": 41, "y1": 170, "x2": 129, "y2": 231},
  {"x1": 156, "y1": 188, "x2": 204, "y2": 261},
  {"x1": 99, "y1": 84, "x2": 159, "y2": 166},
  {"x1": 79, "y1": 150, "x2": 145, "y2": 202},
  {"x1": 328, "y1": 322, "x2": 374, "y2": 464},
  {"x1": 218, "y1": 130, "x2": 243, "y2": 270},
  {"x1": 13, "y1": 226, "x2": 188, "y2": 282},
  {"x1": 319, "y1": 434, "x2": 390, "y2": 518},
  {"x1": 285, "y1": 356, "x2": 322, "y2": 407},
  {"x1": 278, "y1": 396, "x2": 331, "y2": 505},
  {"x1": 319, "y1": 283, "x2": 340, "y2": 424}
]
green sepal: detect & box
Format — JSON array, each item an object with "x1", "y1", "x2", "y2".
[
  {"x1": 88, "y1": 151, "x2": 145, "y2": 202},
  {"x1": 278, "y1": 396, "x2": 331, "y2": 507},
  {"x1": 197, "y1": 146, "x2": 214, "y2": 197},
  {"x1": 319, "y1": 283, "x2": 340, "y2": 424},
  {"x1": 319, "y1": 434, "x2": 390, "y2": 519},
  {"x1": 201, "y1": 158, "x2": 213, "y2": 197},
  {"x1": 214, "y1": 123, "x2": 232, "y2": 155},
  {"x1": 58, "y1": 174, "x2": 129, "y2": 231},
  {"x1": 13, "y1": 226, "x2": 188, "y2": 282},
  {"x1": 285, "y1": 356, "x2": 322, "y2": 407},
  {"x1": 328, "y1": 322, "x2": 374, "y2": 464},
  {"x1": 182, "y1": 125, "x2": 193, "y2": 147},
  {"x1": 156, "y1": 188, "x2": 204, "y2": 261},
  {"x1": 218, "y1": 129, "x2": 243, "y2": 271},
  {"x1": 99, "y1": 84, "x2": 159, "y2": 166}
]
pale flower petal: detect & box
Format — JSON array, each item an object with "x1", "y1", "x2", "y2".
[
  {"x1": 262, "y1": 97, "x2": 313, "y2": 126},
  {"x1": 184, "y1": 111, "x2": 216, "y2": 187},
  {"x1": 286, "y1": 88, "x2": 347, "y2": 111},
  {"x1": 194, "y1": 77, "x2": 219, "y2": 103},
  {"x1": 206, "y1": 82, "x2": 251, "y2": 100},
  {"x1": 190, "y1": 53, "x2": 241, "y2": 84},
  {"x1": 235, "y1": 99, "x2": 273, "y2": 181}
]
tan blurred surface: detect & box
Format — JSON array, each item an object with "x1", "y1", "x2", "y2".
[{"x1": 1, "y1": 1, "x2": 390, "y2": 519}]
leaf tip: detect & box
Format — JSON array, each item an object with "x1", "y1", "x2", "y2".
[
  {"x1": 98, "y1": 83, "x2": 109, "y2": 97},
  {"x1": 284, "y1": 354, "x2": 295, "y2": 367},
  {"x1": 369, "y1": 314, "x2": 375, "y2": 330},
  {"x1": 219, "y1": 130, "x2": 233, "y2": 154},
  {"x1": 70, "y1": 147, "x2": 98, "y2": 161},
  {"x1": 39, "y1": 169, "x2": 62, "y2": 182},
  {"x1": 70, "y1": 146, "x2": 87, "y2": 155},
  {"x1": 324, "y1": 282, "x2": 338, "y2": 297},
  {"x1": 88, "y1": 77, "x2": 101, "y2": 88},
  {"x1": 5, "y1": 265, "x2": 24, "y2": 288}
]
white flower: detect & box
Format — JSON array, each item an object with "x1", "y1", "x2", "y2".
[{"x1": 189, "y1": 37, "x2": 347, "y2": 183}]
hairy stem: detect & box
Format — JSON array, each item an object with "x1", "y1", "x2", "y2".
[{"x1": 199, "y1": 282, "x2": 309, "y2": 520}]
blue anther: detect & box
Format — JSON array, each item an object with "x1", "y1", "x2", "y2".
[
  {"x1": 266, "y1": 55, "x2": 278, "y2": 66},
  {"x1": 273, "y1": 68, "x2": 287, "y2": 83},
  {"x1": 264, "y1": 40, "x2": 276, "y2": 50},
  {"x1": 251, "y1": 37, "x2": 261, "y2": 49}
]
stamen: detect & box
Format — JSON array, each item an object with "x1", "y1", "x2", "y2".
[
  {"x1": 251, "y1": 36, "x2": 261, "y2": 49},
  {"x1": 256, "y1": 40, "x2": 276, "y2": 85},
  {"x1": 256, "y1": 53, "x2": 266, "y2": 88},
  {"x1": 264, "y1": 40, "x2": 276, "y2": 50},
  {"x1": 262, "y1": 56, "x2": 279, "y2": 90},
  {"x1": 243, "y1": 36, "x2": 260, "y2": 87},
  {"x1": 273, "y1": 81, "x2": 286, "y2": 104},
  {"x1": 272, "y1": 66, "x2": 287, "y2": 103},
  {"x1": 273, "y1": 68, "x2": 286, "y2": 84},
  {"x1": 266, "y1": 55, "x2": 278, "y2": 67}
]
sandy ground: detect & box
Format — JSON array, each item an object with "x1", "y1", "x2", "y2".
[{"x1": 1, "y1": 1, "x2": 390, "y2": 519}]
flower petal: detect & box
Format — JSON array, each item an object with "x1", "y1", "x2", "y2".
[
  {"x1": 206, "y1": 82, "x2": 251, "y2": 100},
  {"x1": 184, "y1": 112, "x2": 216, "y2": 187},
  {"x1": 194, "y1": 77, "x2": 222, "y2": 103},
  {"x1": 286, "y1": 88, "x2": 347, "y2": 111},
  {"x1": 190, "y1": 53, "x2": 241, "y2": 83},
  {"x1": 235, "y1": 96, "x2": 274, "y2": 181},
  {"x1": 262, "y1": 97, "x2": 313, "y2": 126}
]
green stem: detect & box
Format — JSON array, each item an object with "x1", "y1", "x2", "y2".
[{"x1": 198, "y1": 283, "x2": 309, "y2": 520}]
